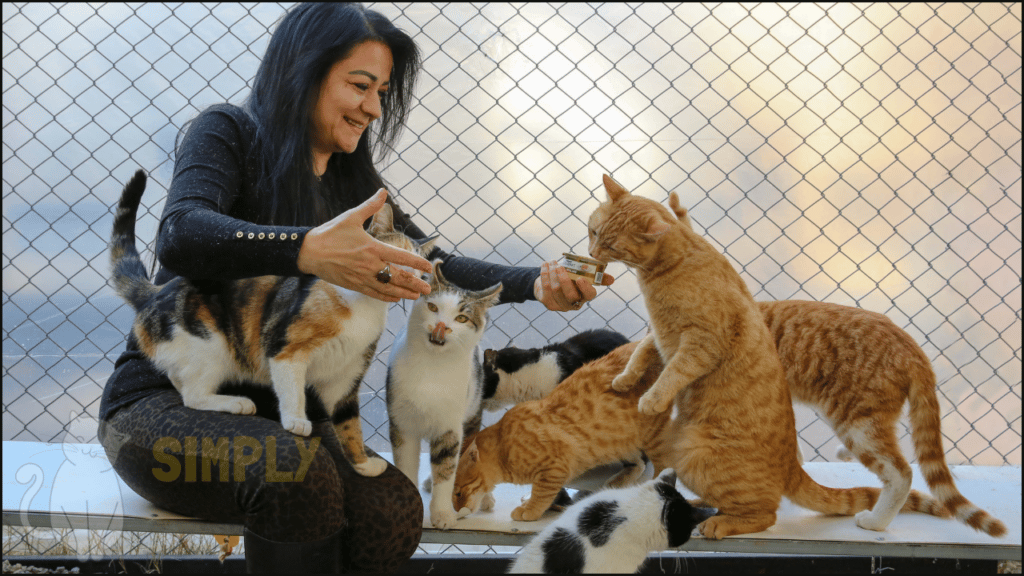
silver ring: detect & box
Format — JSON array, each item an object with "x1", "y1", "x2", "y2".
[
  {"x1": 375, "y1": 264, "x2": 392, "y2": 284},
  {"x1": 570, "y1": 300, "x2": 584, "y2": 310}
]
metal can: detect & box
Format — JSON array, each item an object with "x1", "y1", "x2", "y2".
[{"x1": 561, "y1": 253, "x2": 607, "y2": 284}]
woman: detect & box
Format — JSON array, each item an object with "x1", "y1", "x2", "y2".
[{"x1": 99, "y1": 3, "x2": 612, "y2": 573}]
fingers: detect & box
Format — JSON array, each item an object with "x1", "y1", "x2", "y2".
[
  {"x1": 537, "y1": 261, "x2": 583, "y2": 311},
  {"x1": 352, "y1": 269, "x2": 421, "y2": 303},
  {"x1": 535, "y1": 261, "x2": 615, "y2": 312},
  {"x1": 376, "y1": 264, "x2": 430, "y2": 300},
  {"x1": 354, "y1": 188, "x2": 388, "y2": 221},
  {"x1": 376, "y1": 240, "x2": 432, "y2": 275},
  {"x1": 549, "y1": 262, "x2": 580, "y2": 304},
  {"x1": 575, "y1": 277, "x2": 598, "y2": 301}
]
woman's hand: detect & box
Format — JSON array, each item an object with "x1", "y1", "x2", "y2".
[
  {"x1": 533, "y1": 260, "x2": 615, "y2": 312},
  {"x1": 297, "y1": 189, "x2": 432, "y2": 302}
]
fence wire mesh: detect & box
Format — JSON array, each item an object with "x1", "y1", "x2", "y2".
[{"x1": 3, "y1": 1, "x2": 1021, "y2": 560}]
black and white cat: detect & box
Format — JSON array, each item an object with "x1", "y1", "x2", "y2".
[
  {"x1": 509, "y1": 469, "x2": 714, "y2": 574},
  {"x1": 482, "y1": 329, "x2": 630, "y2": 411},
  {"x1": 386, "y1": 261, "x2": 502, "y2": 529}
]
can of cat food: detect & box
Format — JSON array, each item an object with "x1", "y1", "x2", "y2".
[{"x1": 561, "y1": 253, "x2": 606, "y2": 284}]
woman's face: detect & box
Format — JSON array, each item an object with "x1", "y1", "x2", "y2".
[{"x1": 311, "y1": 40, "x2": 393, "y2": 164}]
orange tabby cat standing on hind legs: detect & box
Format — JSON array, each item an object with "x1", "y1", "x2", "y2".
[
  {"x1": 587, "y1": 175, "x2": 945, "y2": 539},
  {"x1": 656, "y1": 188, "x2": 1005, "y2": 538}
]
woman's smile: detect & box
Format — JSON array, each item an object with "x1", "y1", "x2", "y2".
[{"x1": 311, "y1": 40, "x2": 392, "y2": 174}]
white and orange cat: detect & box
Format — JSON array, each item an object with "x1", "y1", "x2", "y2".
[
  {"x1": 109, "y1": 170, "x2": 435, "y2": 477},
  {"x1": 755, "y1": 300, "x2": 1006, "y2": 536},
  {"x1": 587, "y1": 175, "x2": 952, "y2": 538}
]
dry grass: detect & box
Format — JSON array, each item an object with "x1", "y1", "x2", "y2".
[{"x1": 2, "y1": 525, "x2": 231, "y2": 571}]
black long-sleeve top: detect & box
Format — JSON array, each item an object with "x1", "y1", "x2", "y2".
[
  {"x1": 100, "y1": 103, "x2": 540, "y2": 421},
  {"x1": 153, "y1": 103, "x2": 540, "y2": 297}
]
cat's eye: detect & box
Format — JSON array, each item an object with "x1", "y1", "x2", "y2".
[
  {"x1": 455, "y1": 315, "x2": 469, "y2": 323},
  {"x1": 427, "y1": 303, "x2": 438, "y2": 313}
]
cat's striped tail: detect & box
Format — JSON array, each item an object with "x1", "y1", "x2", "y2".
[
  {"x1": 907, "y1": 351, "x2": 1007, "y2": 537},
  {"x1": 109, "y1": 169, "x2": 158, "y2": 311},
  {"x1": 787, "y1": 468, "x2": 947, "y2": 519}
]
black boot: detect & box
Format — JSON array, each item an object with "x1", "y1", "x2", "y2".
[{"x1": 243, "y1": 526, "x2": 343, "y2": 574}]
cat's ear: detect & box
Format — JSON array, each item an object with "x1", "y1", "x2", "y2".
[
  {"x1": 667, "y1": 192, "x2": 693, "y2": 229},
  {"x1": 368, "y1": 201, "x2": 395, "y2": 235},
  {"x1": 418, "y1": 234, "x2": 440, "y2": 256},
  {"x1": 602, "y1": 174, "x2": 629, "y2": 202},
  {"x1": 428, "y1": 259, "x2": 446, "y2": 292},
  {"x1": 657, "y1": 468, "x2": 677, "y2": 487},
  {"x1": 639, "y1": 217, "x2": 671, "y2": 242},
  {"x1": 471, "y1": 283, "x2": 503, "y2": 309},
  {"x1": 465, "y1": 441, "x2": 480, "y2": 464}
]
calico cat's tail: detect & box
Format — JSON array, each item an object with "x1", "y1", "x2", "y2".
[
  {"x1": 906, "y1": 351, "x2": 1007, "y2": 537},
  {"x1": 109, "y1": 169, "x2": 158, "y2": 310}
]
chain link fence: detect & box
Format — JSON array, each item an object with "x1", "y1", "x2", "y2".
[{"x1": 3, "y1": 1, "x2": 1021, "y2": 560}]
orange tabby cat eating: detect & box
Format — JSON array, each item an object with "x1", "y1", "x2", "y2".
[
  {"x1": 451, "y1": 341, "x2": 675, "y2": 521},
  {"x1": 587, "y1": 175, "x2": 946, "y2": 539}
]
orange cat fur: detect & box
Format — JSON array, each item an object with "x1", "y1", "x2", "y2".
[
  {"x1": 451, "y1": 341, "x2": 677, "y2": 521},
  {"x1": 758, "y1": 300, "x2": 1006, "y2": 536},
  {"x1": 588, "y1": 175, "x2": 946, "y2": 539}
]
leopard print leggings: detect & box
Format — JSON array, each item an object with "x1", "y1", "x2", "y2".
[{"x1": 99, "y1": 386, "x2": 423, "y2": 572}]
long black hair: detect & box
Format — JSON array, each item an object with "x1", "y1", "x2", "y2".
[{"x1": 243, "y1": 2, "x2": 420, "y2": 226}]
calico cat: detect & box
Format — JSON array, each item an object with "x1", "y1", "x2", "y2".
[
  {"x1": 508, "y1": 469, "x2": 713, "y2": 574},
  {"x1": 757, "y1": 300, "x2": 1006, "y2": 536},
  {"x1": 587, "y1": 175, "x2": 947, "y2": 538},
  {"x1": 109, "y1": 169, "x2": 435, "y2": 477},
  {"x1": 481, "y1": 328, "x2": 630, "y2": 411},
  {"x1": 386, "y1": 261, "x2": 502, "y2": 529},
  {"x1": 453, "y1": 340, "x2": 675, "y2": 521}
]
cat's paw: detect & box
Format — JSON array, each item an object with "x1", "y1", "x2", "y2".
[
  {"x1": 697, "y1": 516, "x2": 728, "y2": 540},
  {"x1": 237, "y1": 398, "x2": 257, "y2": 415},
  {"x1": 637, "y1": 390, "x2": 671, "y2": 415},
  {"x1": 215, "y1": 396, "x2": 256, "y2": 415},
  {"x1": 430, "y1": 507, "x2": 459, "y2": 530},
  {"x1": 282, "y1": 416, "x2": 312, "y2": 436},
  {"x1": 353, "y1": 457, "x2": 388, "y2": 478},
  {"x1": 481, "y1": 491, "x2": 496, "y2": 512},
  {"x1": 835, "y1": 446, "x2": 855, "y2": 462},
  {"x1": 422, "y1": 476, "x2": 433, "y2": 493},
  {"x1": 610, "y1": 371, "x2": 637, "y2": 392},
  {"x1": 854, "y1": 509, "x2": 889, "y2": 532},
  {"x1": 512, "y1": 505, "x2": 543, "y2": 522}
]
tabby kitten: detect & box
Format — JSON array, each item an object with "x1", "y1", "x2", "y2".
[
  {"x1": 453, "y1": 341, "x2": 675, "y2": 521},
  {"x1": 109, "y1": 170, "x2": 434, "y2": 477},
  {"x1": 588, "y1": 175, "x2": 945, "y2": 538},
  {"x1": 481, "y1": 328, "x2": 630, "y2": 411},
  {"x1": 386, "y1": 261, "x2": 502, "y2": 529},
  {"x1": 757, "y1": 300, "x2": 1006, "y2": 536},
  {"x1": 509, "y1": 469, "x2": 713, "y2": 574}
]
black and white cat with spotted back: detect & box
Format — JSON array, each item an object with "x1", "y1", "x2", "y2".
[
  {"x1": 481, "y1": 329, "x2": 630, "y2": 411},
  {"x1": 508, "y1": 469, "x2": 714, "y2": 574}
]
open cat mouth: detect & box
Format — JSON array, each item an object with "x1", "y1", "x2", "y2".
[{"x1": 429, "y1": 322, "x2": 448, "y2": 345}]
